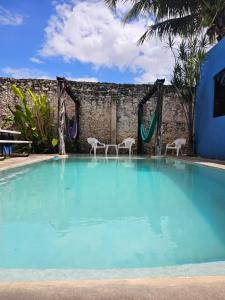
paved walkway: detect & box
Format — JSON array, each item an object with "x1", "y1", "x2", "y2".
[
  {"x1": 174, "y1": 155, "x2": 225, "y2": 170},
  {"x1": 0, "y1": 154, "x2": 56, "y2": 171},
  {"x1": 0, "y1": 277, "x2": 225, "y2": 300}
]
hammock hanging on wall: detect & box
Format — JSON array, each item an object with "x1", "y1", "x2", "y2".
[
  {"x1": 65, "y1": 112, "x2": 78, "y2": 142},
  {"x1": 137, "y1": 78, "x2": 165, "y2": 153},
  {"x1": 140, "y1": 108, "x2": 158, "y2": 143}
]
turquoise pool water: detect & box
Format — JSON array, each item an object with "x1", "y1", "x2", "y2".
[{"x1": 0, "y1": 158, "x2": 225, "y2": 270}]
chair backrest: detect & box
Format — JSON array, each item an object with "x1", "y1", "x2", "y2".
[
  {"x1": 174, "y1": 138, "x2": 186, "y2": 148},
  {"x1": 87, "y1": 137, "x2": 99, "y2": 147},
  {"x1": 123, "y1": 138, "x2": 135, "y2": 148}
]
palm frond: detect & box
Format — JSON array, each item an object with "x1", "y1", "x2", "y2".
[
  {"x1": 104, "y1": 0, "x2": 121, "y2": 9},
  {"x1": 105, "y1": 0, "x2": 225, "y2": 43},
  {"x1": 138, "y1": 14, "x2": 201, "y2": 44},
  {"x1": 152, "y1": 14, "x2": 201, "y2": 37},
  {"x1": 123, "y1": 0, "x2": 155, "y2": 22},
  {"x1": 123, "y1": 0, "x2": 198, "y2": 22},
  {"x1": 155, "y1": 0, "x2": 198, "y2": 19}
]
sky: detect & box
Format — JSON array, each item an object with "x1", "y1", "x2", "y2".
[{"x1": 0, "y1": 0, "x2": 175, "y2": 84}]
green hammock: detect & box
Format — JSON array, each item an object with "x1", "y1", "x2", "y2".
[{"x1": 140, "y1": 110, "x2": 158, "y2": 143}]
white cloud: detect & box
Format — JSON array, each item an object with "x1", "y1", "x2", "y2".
[
  {"x1": 68, "y1": 76, "x2": 98, "y2": 82},
  {"x1": 29, "y1": 57, "x2": 44, "y2": 64},
  {"x1": 2, "y1": 67, "x2": 52, "y2": 79},
  {"x1": 0, "y1": 6, "x2": 23, "y2": 26},
  {"x1": 40, "y1": 0, "x2": 174, "y2": 83},
  {"x1": 1, "y1": 67, "x2": 98, "y2": 82}
]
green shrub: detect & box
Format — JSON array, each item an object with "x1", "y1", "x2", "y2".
[{"x1": 10, "y1": 84, "x2": 58, "y2": 153}]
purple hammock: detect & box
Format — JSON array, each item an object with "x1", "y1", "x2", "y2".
[{"x1": 65, "y1": 113, "x2": 78, "y2": 142}]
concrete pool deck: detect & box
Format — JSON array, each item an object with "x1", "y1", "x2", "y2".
[
  {"x1": 175, "y1": 156, "x2": 225, "y2": 171},
  {"x1": 0, "y1": 277, "x2": 225, "y2": 300},
  {"x1": 0, "y1": 154, "x2": 56, "y2": 171}
]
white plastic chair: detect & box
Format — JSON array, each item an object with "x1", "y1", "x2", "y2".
[
  {"x1": 165, "y1": 138, "x2": 186, "y2": 157},
  {"x1": 87, "y1": 138, "x2": 105, "y2": 157},
  {"x1": 118, "y1": 138, "x2": 135, "y2": 156}
]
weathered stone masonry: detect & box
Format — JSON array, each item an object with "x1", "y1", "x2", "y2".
[{"x1": 0, "y1": 77, "x2": 188, "y2": 154}]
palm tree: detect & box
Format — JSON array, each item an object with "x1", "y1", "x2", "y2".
[{"x1": 105, "y1": 0, "x2": 225, "y2": 43}]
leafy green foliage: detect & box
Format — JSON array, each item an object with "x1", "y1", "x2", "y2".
[
  {"x1": 52, "y1": 138, "x2": 58, "y2": 148},
  {"x1": 10, "y1": 85, "x2": 58, "y2": 153},
  {"x1": 105, "y1": 0, "x2": 225, "y2": 43}
]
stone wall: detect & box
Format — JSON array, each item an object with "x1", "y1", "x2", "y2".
[{"x1": 0, "y1": 77, "x2": 188, "y2": 154}]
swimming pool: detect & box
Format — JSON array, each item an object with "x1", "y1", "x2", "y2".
[{"x1": 0, "y1": 157, "x2": 225, "y2": 278}]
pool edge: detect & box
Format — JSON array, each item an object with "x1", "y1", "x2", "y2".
[{"x1": 1, "y1": 261, "x2": 225, "y2": 282}]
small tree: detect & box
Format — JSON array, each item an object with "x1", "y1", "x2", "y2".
[{"x1": 168, "y1": 36, "x2": 208, "y2": 154}]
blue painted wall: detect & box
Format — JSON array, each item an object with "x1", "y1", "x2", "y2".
[{"x1": 196, "y1": 37, "x2": 225, "y2": 160}]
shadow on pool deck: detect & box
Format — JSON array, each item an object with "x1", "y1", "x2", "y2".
[{"x1": 0, "y1": 277, "x2": 225, "y2": 300}]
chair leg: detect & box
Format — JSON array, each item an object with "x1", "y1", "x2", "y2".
[
  {"x1": 176, "y1": 148, "x2": 179, "y2": 156},
  {"x1": 129, "y1": 147, "x2": 131, "y2": 157},
  {"x1": 94, "y1": 147, "x2": 96, "y2": 157}
]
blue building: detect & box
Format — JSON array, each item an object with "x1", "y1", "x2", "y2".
[{"x1": 196, "y1": 37, "x2": 225, "y2": 160}]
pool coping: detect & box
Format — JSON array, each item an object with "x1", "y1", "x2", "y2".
[
  {"x1": 1, "y1": 276, "x2": 225, "y2": 300},
  {"x1": 1, "y1": 261, "x2": 225, "y2": 282},
  {"x1": 0, "y1": 154, "x2": 147, "y2": 172},
  {"x1": 0, "y1": 154, "x2": 70, "y2": 172},
  {"x1": 0, "y1": 153, "x2": 225, "y2": 172},
  {"x1": 171, "y1": 156, "x2": 225, "y2": 171}
]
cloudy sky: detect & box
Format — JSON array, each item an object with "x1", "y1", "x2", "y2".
[{"x1": 0, "y1": 0, "x2": 174, "y2": 83}]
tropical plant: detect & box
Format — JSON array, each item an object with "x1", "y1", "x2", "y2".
[
  {"x1": 168, "y1": 35, "x2": 208, "y2": 154},
  {"x1": 9, "y1": 85, "x2": 58, "y2": 153},
  {"x1": 105, "y1": 0, "x2": 225, "y2": 43}
]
